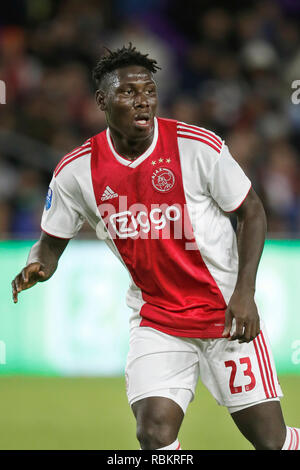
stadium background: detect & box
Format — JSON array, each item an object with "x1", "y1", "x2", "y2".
[{"x1": 0, "y1": 0, "x2": 299, "y2": 450}]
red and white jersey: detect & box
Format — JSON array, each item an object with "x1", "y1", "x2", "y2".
[{"x1": 41, "y1": 117, "x2": 251, "y2": 338}]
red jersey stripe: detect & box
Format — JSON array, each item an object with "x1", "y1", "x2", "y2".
[
  {"x1": 55, "y1": 146, "x2": 91, "y2": 175},
  {"x1": 177, "y1": 133, "x2": 221, "y2": 153},
  {"x1": 288, "y1": 428, "x2": 294, "y2": 450},
  {"x1": 253, "y1": 337, "x2": 270, "y2": 398},
  {"x1": 260, "y1": 331, "x2": 277, "y2": 397},
  {"x1": 54, "y1": 141, "x2": 91, "y2": 174},
  {"x1": 294, "y1": 428, "x2": 299, "y2": 450},
  {"x1": 177, "y1": 122, "x2": 223, "y2": 146},
  {"x1": 256, "y1": 334, "x2": 275, "y2": 398},
  {"x1": 177, "y1": 127, "x2": 222, "y2": 149},
  {"x1": 177, "y1": 124, "x2": 222, "y2": 148},
  {"x1": 54, "y1": 149, "x2": 91, "y2": 177},
  {"x1": 65, "y1": 140, "x2": 91, "y2": 158}
]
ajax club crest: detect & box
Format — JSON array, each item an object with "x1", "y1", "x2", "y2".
[{"x1": 152, "y1": 167, "x2": 175, "y2": 193}]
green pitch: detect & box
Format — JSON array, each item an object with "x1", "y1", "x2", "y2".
[{"x1": 0, "y1": 375, "x2": 298, "y2": 450}]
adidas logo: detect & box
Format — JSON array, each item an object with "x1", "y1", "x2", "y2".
[{"x1": 101, "y1": 186, "x2": 118, "y2": 201}]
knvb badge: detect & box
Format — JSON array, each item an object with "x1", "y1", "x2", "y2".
[
  {"x1": 0, "y1": 80, "x2": 6, "y2": 104},
  {"x1": 45, "y1": 187, "x2": 53, "y2": 210}
]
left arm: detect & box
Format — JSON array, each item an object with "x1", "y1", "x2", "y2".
[{"x1": 222, "y1": 188, "x2": 267, "y2": 343}]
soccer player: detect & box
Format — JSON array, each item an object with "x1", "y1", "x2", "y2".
[{"x1": 11, "y1": 44, "x2": 299, "y2": 451}]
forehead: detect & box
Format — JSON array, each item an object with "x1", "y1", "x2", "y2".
[{"x1": 112, "y1": 65, "x2": 154, "y2": 86}]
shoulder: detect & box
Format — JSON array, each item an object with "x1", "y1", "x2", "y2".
[
  {"x1": 176, "y1": 121, "x2": 224, "y2": 157},
  {"x1": 53, "y1": 137, "x2": 93, "y2": 180}
]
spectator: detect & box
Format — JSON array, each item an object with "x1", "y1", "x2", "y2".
[{"x1": 0, "y1": 0, "x2": 299, "y2": 238}]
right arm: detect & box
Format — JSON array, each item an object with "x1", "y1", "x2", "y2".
[
  {"x1": 12, "y1": 231, "x2": 69, "y2": 303},
  {"x1": 12, "y1": 143, "x2": 89, "y2": 303}
]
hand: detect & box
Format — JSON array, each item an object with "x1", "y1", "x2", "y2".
[
  {"x1": 222, "y1": 289, "x2": 260, "y2": 343},
  {"x1": 11, "y1": 262, "x2": 47, "y2": 303}
]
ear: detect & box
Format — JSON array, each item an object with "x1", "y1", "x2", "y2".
[{"x1": 95, "y1": 90, "x2": 106, "y2": 111}]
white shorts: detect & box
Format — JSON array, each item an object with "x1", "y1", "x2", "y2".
[{"x1": 125, "y1": 322, "x2": 283, "y2": 414}]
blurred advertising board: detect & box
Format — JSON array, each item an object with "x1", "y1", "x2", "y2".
[{"x1": 0, "y1": 240, "x2": 299, "y2": 375}]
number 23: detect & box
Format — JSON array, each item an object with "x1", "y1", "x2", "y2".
[{"x1": 225, "y1": 357, "x2": 256, "y2": 394}]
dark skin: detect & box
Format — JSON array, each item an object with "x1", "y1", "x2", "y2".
[
  {"x1": 95, "y1": 65, "x2": 158, "y2": 160},
  {"x1": 11, "y1": 65, "x2": 287, "y2": 450}
]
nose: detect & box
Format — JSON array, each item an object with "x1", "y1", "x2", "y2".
[{"x1": 134, "y1": 91, "x2": 149, "y2": 108}]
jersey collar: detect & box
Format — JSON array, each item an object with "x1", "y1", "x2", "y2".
[{"x1": 106, "y1": 117, "x2": 158, "y2": 168}]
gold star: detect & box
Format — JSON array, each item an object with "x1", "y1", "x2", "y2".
[
  {"x1": 151, "y1": 160, "x2": 156, "y2": 165},
  {"x1": 159, "y1": 158, "x2": 164, "y2": 163},
  {"x1": 166, "y1": 158, "x2": 171, "y2": 163}
]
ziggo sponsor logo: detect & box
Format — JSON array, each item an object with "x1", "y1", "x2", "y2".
[{"x1": 96, "y1": 197, "x2": 197, "y2": 246}]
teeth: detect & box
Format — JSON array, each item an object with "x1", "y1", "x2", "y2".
[{"x1": 137, "y1": 120, "x2": 147, "y2": 124}]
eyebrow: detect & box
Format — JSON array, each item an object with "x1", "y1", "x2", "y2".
[{"x1": 118, "y1": 80, "x2": 155, "y2": 86}]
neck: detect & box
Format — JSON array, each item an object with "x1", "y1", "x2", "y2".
[{"x1": 108, "y1": 126, "x2": 155, "y2": 161}]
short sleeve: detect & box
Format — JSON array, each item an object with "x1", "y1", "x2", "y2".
[
  {"x1": 41, "y1": 176, "x2": 85, "y2": 238},
  {"x1": 207, "y1": 144, "x2": 252, "y2": 212}
]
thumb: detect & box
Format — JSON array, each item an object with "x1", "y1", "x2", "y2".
[
  {"x1": 222, "y1": 307, "x2": 233, "y2": 338},
  {"x1": 26, "y1": 262, "x2": 46, "y2": 280}
]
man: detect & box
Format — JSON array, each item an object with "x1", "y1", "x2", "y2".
[{"x1": 12, "y1": 44, "x2": 299, "y2": 450}]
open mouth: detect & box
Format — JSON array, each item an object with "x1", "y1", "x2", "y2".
[{"x1": 134, "y1": 115, "x2": 151, "y2": 127}]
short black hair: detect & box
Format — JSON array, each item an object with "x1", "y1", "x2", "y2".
[{"x1": 92, "y1": 43, "x2": 161, "y2": 88}]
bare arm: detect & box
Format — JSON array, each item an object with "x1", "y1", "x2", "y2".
[
  {"x1": 222, "y1": 188, "x2": 267, "y2": 342},
  {"x1": 12, "y1": 231, "x2": 70, "y2": 303}
]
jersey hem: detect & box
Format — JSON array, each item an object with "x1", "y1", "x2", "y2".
[
  {"x1": 220, "y1": 391, "x2": 283, "y2": 409},
  {"x1": 223, "y1": 183, "x2": 252, "y2": 213},
  {"x1": 41, "y1": 226, "x2": 74, "y2": 240},
  {"x1": 140, "y1": 319, "x2": 224, "y2": 339},
  {"x1": 127, "y1": 385, "x2": 194, "y2": 404}
]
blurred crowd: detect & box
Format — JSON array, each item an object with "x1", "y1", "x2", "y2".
[{"x1": 0, "y1": 0, "x2": 300, "y2": 238}]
